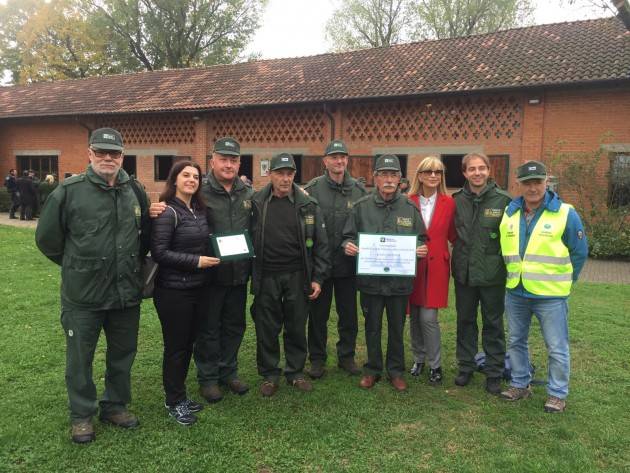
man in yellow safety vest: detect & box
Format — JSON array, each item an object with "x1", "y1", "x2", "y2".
[{"x1": 498, "y1": 160, "x2": 588, "y2": 413}]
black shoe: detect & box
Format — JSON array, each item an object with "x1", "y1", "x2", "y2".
[
  {"x1": 410, "y1": 362, "x2": 424, "y2": 377},
  {"x1": 167, "y1": 401, "x2": 197, "y2": 426},
  {"x1": 485, "y1": 377, "x2": 502, "y2": 395},
  {"x1": 9, "y1": 215, "x2": 17, "y2": 219},
  {"x1": 428, "y1": 367, "x2": 443, "y2": 385},
  {"x1": 454, "y1": 371, "x2": 473, "y2": 386},
  {"x1": 307, "y1": 361, "x2": 326, "y2": 379},
  {"x1": 164, "y1": 398, "x2": 204, "y2": 413}
]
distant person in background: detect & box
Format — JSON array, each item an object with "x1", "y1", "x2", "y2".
[
  {"x1": 4, "y1": 168, "x2": 19, "y2": 219},
  {"x1": 240, "y1": 175, "x2": 252, "y2": 186},
  {"x1": 16, "y1": 170, "x2": 37, "y2": 220},
  {"x1": 29, "y1": 170, "x2": 41, "y2": 217},
  {"x1": 407, "y1": 157, "x2": 456, "y2": 386},
  {"x1": 38, "y1": 174, "x2": 58, "y2": 208},
  {"x1": 399, "y1": 177, "x2": 410, "y2": 194}
]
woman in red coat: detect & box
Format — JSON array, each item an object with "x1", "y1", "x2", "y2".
[{"x1": 408, "y1": 156, "x2": 456, "y2": 385}]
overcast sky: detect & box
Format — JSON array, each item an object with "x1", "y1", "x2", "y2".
[
  {"x1": 1, "y1": 0, "x2": 615, "y2": 84},
  {"x1": 245, "y1": 0, "x2": 614, "y2": 59}
]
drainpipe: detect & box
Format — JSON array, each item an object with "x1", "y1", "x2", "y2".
[{"x1": 323, "y1": 103, "x2": 335, "y2": 142}]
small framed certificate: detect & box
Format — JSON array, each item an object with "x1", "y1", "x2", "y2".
[
  {"x1": 209, "y1": 231, "x2": 254, "y2": 261},
  {"x1": 356, "y1": 233, "x2": 417, "y2": 277}
]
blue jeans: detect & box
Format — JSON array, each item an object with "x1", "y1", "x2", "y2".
[{"x1": 505, "y1": 292, "x2": 570, "y2": 399}]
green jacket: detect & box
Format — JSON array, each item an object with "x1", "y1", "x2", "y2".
[
  {"x1": 202, "y1": 172, "x2": 253, "y2": 286},
  {"x1": 250, "y1": 183, "x2": 330, "y2": 296},
  {"x1": 342, "y1": 191, "x2": 426, "y2": 296},
  {"x1": 303, "y1": 170, "x2": 367, "y2": 278},
  {"x1": 451, "y1": 180, "x2": 512, "y2": 286},
  {"x1": 35, "y1": 166, "x2": 150, "y2": 310}
]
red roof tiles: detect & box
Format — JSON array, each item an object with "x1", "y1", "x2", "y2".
[{"x1": 0, "y1": 17, "x2": 628, "y2": 119}]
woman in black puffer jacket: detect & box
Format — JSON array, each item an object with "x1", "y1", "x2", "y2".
[{"x1": 151, "y1": 160, "x2": 220, "y2": 426}]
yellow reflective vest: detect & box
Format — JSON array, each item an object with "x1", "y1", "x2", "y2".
[{"x1": 499, "y1": 203, "x2": 573, "y2": 296}]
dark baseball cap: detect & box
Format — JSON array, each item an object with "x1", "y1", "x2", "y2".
[
  {"x1": 270, "y1": 153, "x2": 296, "y2": 171},
  {"x1": 325, "y1": 139, "x2": 348, "y2": 156},
  {"x1": 89, "y1": 128, "x2": 123, "y2": 151},
  {"x1": 517, "y1": 161, "x2": 547, "y2": 181},
  {"x1": 213, "y1": 137, "x2": 240, "y2": 156},
  {"x1": 374, "y1": 154, "x2": 401, "y2": 172}
]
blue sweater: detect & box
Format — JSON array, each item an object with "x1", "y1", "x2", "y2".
[{"x1": 504, "y1": 190, "x2": 588, "y2": 299}]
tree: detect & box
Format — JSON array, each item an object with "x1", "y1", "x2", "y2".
[
  {"x1": 412, "y1": 0, "x2": 534, "y2": 40},
  {"x1": 0, "y1": 0, "x2": 42, "y2": 84},
  {"x1": 326, "y1": 0, "x2": 415, "y2": 51},
  {"x1": 90, "y1": 0, "x2": 267, "y2": 71},
  {"x1": 326, "y1": 0, "x2": 534, "y2": 52}
]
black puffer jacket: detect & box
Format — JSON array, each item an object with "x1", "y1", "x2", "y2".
[{"x1": 151, "y1": 197, "x2": 210, "y2": 289}]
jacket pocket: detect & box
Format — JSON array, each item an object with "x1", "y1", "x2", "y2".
[
  {"x1": 62, "y1": 255, "x2": 107, "y2": 305},
  {"x1": 482, "y1": 221, "x2": 501, "y2": 255}
]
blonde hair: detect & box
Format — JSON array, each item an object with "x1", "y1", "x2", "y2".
[
  {"x1": 45, "y1": 174, "x2": 55, "y2": 184},
  {"x1": 409, "y1": 156, "x2": 447, "y2": 195}
]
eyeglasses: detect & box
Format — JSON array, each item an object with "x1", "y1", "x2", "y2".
[
  {"x1": 420, "y1": 169, "x2": 443, "y2": 176},
  {"x1": 91, "y1": 148, "x2": 123, "y2": 159}
]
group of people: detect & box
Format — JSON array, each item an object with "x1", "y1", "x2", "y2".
[
  {"x1": 34, "y1": 127, "x2": 588, "y2": 445},
  {"x1": 4, "y1": 168, "x2": 57, "y2": 220}
]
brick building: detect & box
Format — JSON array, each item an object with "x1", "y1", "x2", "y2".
[{"x1": 1, "y1": 17, "x2": 629, "y2": 203}]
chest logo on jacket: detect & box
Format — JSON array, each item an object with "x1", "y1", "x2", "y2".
[
  {"x1": 484, "y1": 208, "x2": 503, "y2": 218},
  {"x1": 397, "y1": 217, "x2": 412, "y2": 227}
]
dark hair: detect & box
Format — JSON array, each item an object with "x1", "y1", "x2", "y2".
[{"x1": 159, "y1": 160, "x2": 206, "y2": 210}]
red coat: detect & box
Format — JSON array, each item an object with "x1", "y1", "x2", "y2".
[{"x1": 408, "y1": 193, "x2": 456, "y2": 309}]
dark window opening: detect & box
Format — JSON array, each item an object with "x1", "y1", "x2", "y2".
[
  {"x1": 610, "y1": 153, "x2": 630, "y2": 208},
  {"x1": 154, "y1": 155, "x2": 190, "y2": 181},
  {"x1": 293, "y1": 155, "x2": 303, "y2": 184},
  {"x1": 239, "y1": 155, "x2": 253, "y2": 183},
  {"x1": 17, "y1": 155, "x2": 58, "y2": 181},
  {"x1": 123, "y1": 155, "x2": 136, "y2": 178},
  {"x1": 488, "y1": 155, "x2": 510, "y2": 189},
  {"x1": 441, "y1": 154, "x2": 466, "y2": 188}
]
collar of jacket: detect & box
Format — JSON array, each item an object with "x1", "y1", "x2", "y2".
[
  {"x1": 86, "y1": 164, "x2": 129, "y2": 189},
  {"x1": 461, "y1": 179, "x2": 498, "y2": 199},
  {"x1": 206, "y1": 171, "x2": 246, "y2": 194},
  {"x1": 255, "y1": 182, "x2": 312, "y2": 208},
  {"x1": 506, "y1": 190, "x2": 561, "y2": 217},
  {"x1": 168, "y1": 195, "x2": 202, "y2": 213},
  {"x1": 372, "y1": 189, "x2": 401, "y2": 207},
  {"x1": 324, "y1": 170, "x2": 355, "y2": 191}
]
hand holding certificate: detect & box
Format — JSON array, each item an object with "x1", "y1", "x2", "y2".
[
  {"x1": 356, "y1": 233, "x2": 417, "y2": 276},
  {"x1": 209, "y1": 231, "x2": 254, "y2": 261}
]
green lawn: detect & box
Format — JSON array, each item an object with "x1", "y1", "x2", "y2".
[{"x1": 0, "y1": 224, "x2": 629, "y2": 473}]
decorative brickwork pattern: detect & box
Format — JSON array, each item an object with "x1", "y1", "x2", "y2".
[
  {"x1": 344, "y1": 95, "x2": 521, "y2": 143},
  {"x1": 209, "y1": 107, "x2": 326, "y2": 143},
  {"x1": 95, "y1": 115, "x2": 195, "y2": 145}
]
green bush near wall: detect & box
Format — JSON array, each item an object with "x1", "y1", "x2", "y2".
[
  {"x1": 589, "y1": 216, "x2": 630, "y2": 259},
  {"x1": 0, "y1": 188, "x2": 11, "y2": 212}
]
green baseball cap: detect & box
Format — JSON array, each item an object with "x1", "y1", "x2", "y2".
[
  {"x1": 517, "y1": 161, "x2": 547, "y2": 181},
  {"x1": 213, "y1": 137, "x2": 240, "y2": 156},
  {"x1": 374, "y1": 154, "x2": 401, "y2": 172},
  {"x1": 89, "y1": 128, "x2": 123, "y2": 151},
  {"x1": 270, "y1": 153, "x2": 296, "y2": 171},
  {"x1": 325, "y1": 139, "x2": 348, "y2": 156}
]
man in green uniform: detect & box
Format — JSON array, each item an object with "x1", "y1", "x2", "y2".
[
  {"x1": 302, "y1": 139, "x2": 367, "y2": 378},
  {"x1": 36, "y1": 128, "x2": 150, "y2": 444},
  {"x1": 342, "y1": 155, "x2": 427, "y2": 392},
  {"x1": 250, "y1": 153, "x2": 330, "y2": 397},
  {"x1": 451, "y1": 152, "x2": 512, "y2": 394},
  {"x1": 150, "y1": 137, "x2": 253, "y2": 403}
]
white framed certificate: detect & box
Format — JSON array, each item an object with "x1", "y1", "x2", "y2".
[
  {"x1": 209, "y1": 231, "x2": 254, "y2": 261},
  {"x1": 356, "y1": 233, "x2": 417, "y2": 276}
]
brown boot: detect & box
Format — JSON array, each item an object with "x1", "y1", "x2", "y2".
[
  {"x1": 289, "y1": 377, "x2": 313, "y2": 392},
  {"x1": 338, "y1": 358, "x2": 361, "y2": 375},
  {"x1": 260, "y1": 380, "x2": 279, "y2": 397},
  {"x1": 225, "y1": 378, "x2": 249, "y2": 395},
  {"x1": 71, "y1": 419, "x2": 95, "y2": 444},
  {"x1": 98, "y1": 410, "x2": 139, "y2": 429},
  {"x1": 200, "y1": 384, "x2": 224, "y2": 403},
  {"x1": 359, "y1": 374, "x2": 380, "y2": 389}
]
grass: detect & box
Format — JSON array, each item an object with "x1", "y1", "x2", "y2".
[{"x1": 0, "y1": 224, "x2": 629, "y2": 473}]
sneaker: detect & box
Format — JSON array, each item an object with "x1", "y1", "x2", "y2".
[
  {"x1": 485, "y1": 377, "x2": 502, "y2": 395},
  {"x1": 200, "y1": 384, "x2": 223, "y2": 403},
  {"x1": 260, "y1": 380, "x2": 279, "y2": 397},
  {"x1": 544, "y1": 396, "x2": 566, "y2": 413},
  {"x1": 307, "y1": 361, "x2": 326, "y2": 379},
  {"x1": 338, "y1": 358, "x2": 361, "y2": 375},
  {"x1": 410, "y1": 362, "x2": 424, "y2": 377},
  {"x1": 454, "y1": 371, "x2": 473, "y2": 386},
  {"x1": 98, "y1": 409, "x2": 139, "y2": 428},
  {"x1": 167, "y1": 401, "x2": 197, "y2": 426},
  {"x1": 289, "y1": 377, "x2": 313, "y2": 392},
  {"x1": 163, "y1": 399, "x2": 203, "y2": 413},
  {"x1": 428, "y1": 367, "x2": 443, "y2": 385},
  {"x1": 500, "y1": 385, "x2": 532, "y2": 401},
  {"x1": 71, "y1": 419, "x2": 95, "y2": 444}
]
